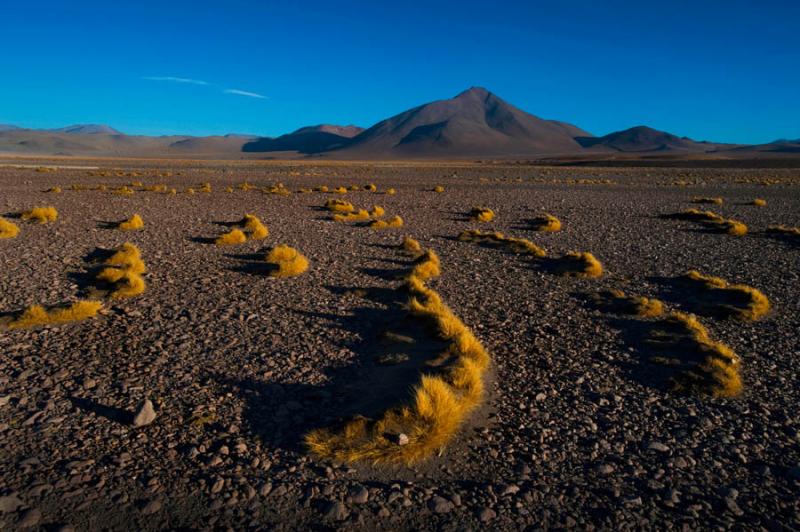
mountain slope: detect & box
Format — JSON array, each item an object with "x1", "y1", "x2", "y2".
[
  {"x1": 242, "y1": 124, "x2": 362, "y2": 154},
  {"x1": 334, "y1": 87, "x2": 591, "y2": 158},
  {"x1": 575, "y1": 126, "x2": 719, "y2": 153},
  {"x1": 50, "y1": 124, "x2": 123, "y2": 135}
]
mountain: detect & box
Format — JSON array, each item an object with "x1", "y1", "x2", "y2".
[
  {"x1": 242, "y1": 124, "x2": 362, "y2": 154},
  {"x1": 291, "y1": 124, "x2": 364, "y2": 138},
  {"x1": 50, "y1": 124, "x2": 122, "y2": 135},
  {"x1": 329, "y1": 87, "x2": 591, "y2": 158},
  {"x1": 575, "y1": 125, "x2": 719, "y2": 153},
  {"x1": 0, "y1": 124, "x2": 22, "y2": 132}
]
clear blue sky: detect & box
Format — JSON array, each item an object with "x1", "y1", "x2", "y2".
[{"x1": 0, "y1": 1, "x2": 797, "y2": 143}]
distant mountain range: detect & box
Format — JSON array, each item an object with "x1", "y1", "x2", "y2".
[{"x1": 1, "y1": 87, "x2": 796, "y2": 160}]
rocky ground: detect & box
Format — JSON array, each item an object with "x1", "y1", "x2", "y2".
[{"x1": 1, "y1": 159, "x2": 799, "y2": 530}]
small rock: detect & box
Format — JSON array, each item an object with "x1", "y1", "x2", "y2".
[
  {"x1": 324, "y1": 501, "x2": 349, "y2": 521},
  {"x1": 140, "y1": 499, "x2": 162, "y2": 515},
  {"x1": 18, "y1": 508, "x2": 41, "y2": 528},
  {"x1": 427, "y1": 496, "x2": 453, "y2": 514},
  {"x1": 647, "y1": 441, "x2": 670, "y2": 453},
  {"x1": 596, "y1": 463, "x2": 615, "y2": 475},
  {"x1": 478, "y1": 507, "x2": 496, "y2": 522},
  {"x1": 350, "y1": 487, "x2": 369, "y2": 504},
  {"x1": 132, "y1": 399, "x2": 157, "y2": 427},
  {"x1": 0, "y1": 494, "x2": 23, "y2": 513}
]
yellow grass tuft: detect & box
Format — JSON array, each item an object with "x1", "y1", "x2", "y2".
[
  {"x1": 0, "y1": 217, "x2": 20, "y2": 239},
  {"x1": 692, "y1": 197, "x2": 723, "y2": 205},
  {"x1": 647, "y1": 312, "x2": 742, "y2": 398},
  {"x1": 226, "y1": 186, "x2": 234, "y2": 193},
  {"x1": 96, "y1": 243, "x2": 147, "y2": 299},
  {"x1": 554, "y1": 252, "x2": 603, "y2": 278},
  {"x1": 433, "y1": 186, "x2": 445, "y2": 193},
  {"x1": 215, "y1": 228, "x2": 247, "y2": 246},
  {"x1": 720, "y1": 219, "x2": 748, "y2": 236},
  {"x1": 238, "y1": 182, "x2": 255, "y2": 191},
  {"x1": 664, "y1": 209, "x2": 747, "y2": 236},
  {"x1": 317, "y1": 185, "x2": 329, "y2": 193},
  {"x1": 241, "y1": 214, "x2": 269, "y2": 240},
  {"x1": 265, "y1": 244, "x2": 309, "y2": 277},
  {"x1": 369, "y1": 215, "x2": 404, "y2": 229},
  {"x1": 305, "y1": 245, "x2": 490, "y2": 464},
  {"x1": 114, "y1": 186, "x2": 135, "y2": 196},
  {"x1": 333, "y1": 209, "x2": 371, "y2": 222},
  {"x1": 333, "y1": 186, "x2": 348, "y2": 194},
  {"x1": 325, "y1": 199, "x2": 355, "y2": 213},
  {"x1": 679, "y1": 270, "x2": 769, "y2": 321},
  {"x1": 470, "y1": 207, "x2": 495, "y2": 222},
  {"x1": 7, "y1": 300, "x2": 103, "y2": 329},
  {"x1": 401, "y1": 236, "x2": 422, "y2": 255},
  {"x1": 386, "y1": 188, "x2": 396, "y2": 195},
  {"x1": 118, "y1": 214, "x2": 144, "y2": 231},
  {"x1": 458, "y1": 229, "x2": 546, "y2": 258},
  {"x1": 199, "y1": 182, "x2": 212, "y2": 193},
  {"x1": 751, "y1": 198, "x2": 767, "y2": 207},
  {"x1": 186, "y1": 188, "x2": 195, "y2": 194},
  {"x1": 370, "y1": 205, "x2": 385, "y2": 218},
  {"x1": 590, "y1": 289, "x2": 664, "y2": 317},
  {"x1": 530, "y1": 213, "x2": 562, "y2": 232},
  {"x1": 766, "y1": 225, "x2": 800, "y2": 238},
  {"x1": 365, "y1": 183, "x2": 377, "y2": 192},
  {"x1": 47, "y1": 187, "x2": 62, "y2": 193},
  {"x1": 21, "y1": 206, "x2": 58, "y2": 224}
]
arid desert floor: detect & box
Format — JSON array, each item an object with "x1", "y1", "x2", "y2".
[{"x1": 1, "y1": 159, "x2": 799, "y2": 530}]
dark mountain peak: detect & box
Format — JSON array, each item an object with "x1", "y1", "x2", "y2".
[
  {"x1": 454, "y1": 86, "x2": 492, "y2": 100},
  {"x1": 54, "y1": 124, "x2": 122, "y2": 135},
  {"x1": 291, "y1": 124, "x2": 364, "y2": 138},
  {"x1": 575, "y1": 125, "x2": 706, "y2": 152}
]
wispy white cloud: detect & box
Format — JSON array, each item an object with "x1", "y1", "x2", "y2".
[
  {"x1": 143, "y1": 76, "x2": 209, "y2": 86},
  {"x1": 224, "y1": 89, "x2": 267, "y2": 99}
]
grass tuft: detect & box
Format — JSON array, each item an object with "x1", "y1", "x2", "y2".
[
  {"x1": 530, "y1": 213, "x2": 562, "y2": 232},
  {"x1": 7, "y1": 300, "x2": 103, "y2": 329},
  {"x1": 265, "y1": 244, "x2": 309, "y2": 277},
  {"x1": 554, "y1": 252, "x2": 603, "y2": 278},
  {"x1": 386, "y1": 188, "x2": 396, "y2": 195},
  {"x1": 751, "y1": 198, "x2": 767, "y2": 207},
  {"x1": 691, "y1": 197, "x2": 723, "y2": 204},
  {"x1": 458, "y1": 229, "x2": 546, "y2": 258},
  {"x1": 215, "y1": 228, "x2": 247, "y2": 246},
  {"x1": 365, "y1": 183, "x2": 377, "y2": 192},
  {"x1": 470, "y1": 207, "x2": 495, "y2": 222},
  {"x1": 333, "y1": 209, "x2": 371, "y2": 222},
  {"x1": 663, "y1": 209, "x2": 747, "y2": 236},
  {"x1": 679, "y1": 270, "x2": 769, "y2": 321},
  {"x1": 96, "y1": 242, "x2": 147, "y2": 299},
  {"x1": 21, "y1": 206, "x2": 58, "y2": 224},
  {"x1": 589, "y1": 289, "x2": 663, "y2": 317},
  {"x1": 241, "y1": 214, "x2": 269, "y2": 240},
  {"x1": 305, "y1": 245, "x2": 490, "y2": 464},
  {"x1": 766, "y1": 225, "x2": 800, "y2": 239},
  {"x1": 0, "y1": 217, "x2": 20, "y2": 239},
  {"x1": 370, "y1": 205, "x2": 386, "y2": 218},
  {"x1": 118, "y1": 214, "x2": 144, "y2": 231},
  {"x1": 433, "y1": 185, "x2": 445, "y2": 193},
  {"x1": 401, "y1": 236, "x2": 422, "y2": 255},
  {"x1": 325, "y1": 199, "x2": 355, "y2": 213},
  {"x1": 369, "y1": 215, "x2": 404, "y2": 229}
]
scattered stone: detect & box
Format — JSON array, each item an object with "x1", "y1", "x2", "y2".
[
  {"x1": 478, "y1": 507, "x2": 496, "y2": 522},
  {"x1": 18, "y1": 508, "x2": 41, "y2": 528},
  {"x1": 647, "y1": 441, "x2": 670, "y2": 453},
  {"x1": 324, "y1": 501, "x2": 349, "y2": 521},
  {"x1": 132, "y1": 399, "x2": 157, "y2": 427},
  {"x1": 427, "y1": 496, "x2": 453, "y2": 514}
]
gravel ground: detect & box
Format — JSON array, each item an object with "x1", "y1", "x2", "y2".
[{"x1": 1, "y1": 160, "x2": 799, "y2": 530}]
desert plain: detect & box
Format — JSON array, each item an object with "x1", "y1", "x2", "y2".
[{"x1": 1, "y1": 158, "x2": 799, "y2": 530}]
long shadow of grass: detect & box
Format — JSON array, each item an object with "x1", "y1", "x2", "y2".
[{"x1": 212, "y1": 265, "x2": 451, "y2": 454}]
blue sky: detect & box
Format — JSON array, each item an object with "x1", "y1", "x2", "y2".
[{"x1": 0, "y1": 1, "x2": 797, "y2": 143}]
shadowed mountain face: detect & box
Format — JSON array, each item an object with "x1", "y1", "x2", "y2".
[
  {"x1": 335, "y1": 87, "x2": 591, "y2": 158},
  {"x1": 50, "y1": 124, "x2": 123, "y2": 135},
  {"x1": 241, "y1": 124, "x2": 361, "y2": 155},
  {"x1": 575, "y1": 126, "x2": 717, "y2": 153}
]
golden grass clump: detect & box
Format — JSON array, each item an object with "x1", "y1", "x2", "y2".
[
  {"x1": 238, "y1": 182, "x2": 255, "y2": 191},
  {"x1": 265, "y1": 244, "x2": 309, "y2": 277},
  {"x1": 325, "y1": 199, "x2": 355, "y2": 213},
  {"x1": 679, "y1": 270, "x2": 769, "y2": 321},
  {"x1": 226, "y1": 186, "x2": 234, "y2": 193},
  {"x1": 21, "y1": 206, "x2": 58, "y2": 224},
  {"x1": 663, "y1": 209, "x2": 747, "y2": 236},
  {"x1": 691, "y1": 197, "x2": 723, "y2": 205},
  {"x1": 766, "y1": 225, "x2": 800, "y2": 238},
  {"x1": 333, "y1": 186, "x2": 348, "y2": 194},
  {"x1": 169, "y1": 188, "x2": 177, "y2": 195},
  {"x1": 646, "y1": 312, "x2": 742, "y2": 398},
  {"x1": 554, "y1": 252, "x2": 603, "y2": 278},
  {"x1": 95, "y1": 243, "x2": 147, "y2": 299},
  {"x1": 458, "y1": 229, "x2": 546, "y2": 258},
  {"x1": 370, "y1": 205, "x2": 386, "y2": 218},
  {"x1": 7, "y1": 300, "x2": 103, "y2": 329},
  {"x1": 401, "y1": 236, "x2": 422, "y2": 255},
  {"x1": 719, "y1": 219, "x2": 748, "y2": 236},
  {"x1": 386, "y1": 188, "x2": 396, "y2": 195},
  {"x1": 365, "y1": 183, "x2": 377, "y2": 192},
  {"x1": 114, "y1": 186, "x2": 135, "y2": 196},
  {"x1": 470, "y1": 207, "x2": 495, "y2": 222},
  {"x1": 590, "y1": 289, "x2": 664, "y2": 317},
  {"x1": 199, "y1": 182, "x2": 212, "y2": 193},
  {"x1": 433, "y1": 185, "x2": 445, "y2": 193},
  {"x1": 215, "y1": 228, "x2": 247, "y2": 246},
  {"x1": 241, "y1": 214, "x2": 269, "y2": 240},
  {"x1": 47, "y1": 186, "x2": 62, "y2": 193},
  {"x1": 333, "y1": 209, "x2": 371, "y2": 222},
  {"x1": 530, "y1": 213, "x2": 562, "y2": 232},
  {"x1": 0, "y1": 217, "x2": 20, "y2": 239},
  {"x1": 306, "y1": 246, "x2": 490, "y2": 464},
  {"x1": 317, "y1": 185, "x2": 329, "y2": 193},
  {"x1": 369, "y1": 215, "x2": 404, "y2": 229},
  {"x1": 118, "y1": 214, "x2": 144, "y2": 231},
  {"x1": 751, "y1": 198, "x2": 767, "y2": 207}
]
